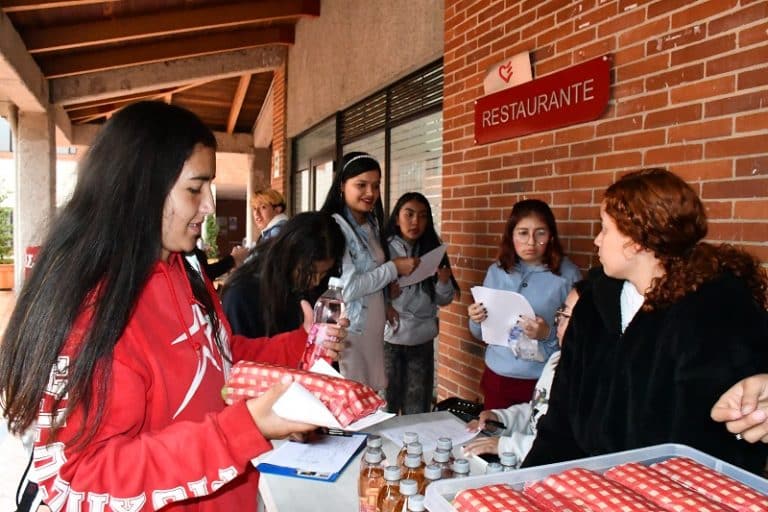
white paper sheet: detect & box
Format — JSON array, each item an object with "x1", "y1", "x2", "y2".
[
  {"x1": 253, "y1": 433, "x2": 366, "y2": 477},
  {"x1": 397, "y1": 244, "x2": 447, "y2": 287},
  {"x1": 377, "y1": 416, "x2": 478, "y2": 454},
  {"x1": 270, "y1": 360, "x2": 394, "y2": 431},
  {"x1": 470, "y1": 286, "x2": 535, "y2": 346}
]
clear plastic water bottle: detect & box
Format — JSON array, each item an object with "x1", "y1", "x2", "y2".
[
  {"x1": 300, "y1": 277, "x2": 345, "y2": 370},
  {"x1": 500, "y1": 451, "x2": 518, "y2": 471},
  {"x1": 485, "y1": 462, "x2": 503, "y2": 474},
  {"x1": 451, "y1": 458, "x2": 470, "y2": 478}
]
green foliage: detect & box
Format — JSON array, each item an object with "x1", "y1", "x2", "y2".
[
  {"x1": 0, "y1": 191, "x2": 12, "y2": 264},
  {"x1": 203, "y1": 213, "x2": 219, "y2": 259}
]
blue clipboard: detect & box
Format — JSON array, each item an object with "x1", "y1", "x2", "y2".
[{"x1": 256, "y1": 433, "x2": 367, "y2": 483}]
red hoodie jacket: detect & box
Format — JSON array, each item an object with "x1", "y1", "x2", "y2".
[{"x1": 32, "y1": 253, "x2": 306, "y2": 511}]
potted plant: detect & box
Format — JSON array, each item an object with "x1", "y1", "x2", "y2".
[
  {"x1": 0, "y1": 197, "x2": 13, "y2": 290},
  {"x1": 202, "y1": 213, "x2": 219, "y2": 260}
]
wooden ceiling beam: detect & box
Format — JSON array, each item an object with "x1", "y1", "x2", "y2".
[
  {"x1": 23, "y1": 0, "x2": 318, "y2": 53},
  {"x1": 226, "y1": 74, "x2": 251, "y2": 134},
  {"x1": 65, "y1": 89, "x2": 175, "y2": 112},
  {"x1": 39, "y1": 25, "x2": 294, "y2": 78},
  {"x1": 1, "y1": 0, "x2": 118, "y2": 13}
]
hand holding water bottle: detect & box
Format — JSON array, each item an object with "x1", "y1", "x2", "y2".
[{"x1": 299, "y1": 277, "x2": 348, "y2": 369}]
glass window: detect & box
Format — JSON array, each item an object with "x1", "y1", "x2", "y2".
[
  {"x1": 0, "y1": 117, "x2": 11, "y2": 153},
  {"x1": 293, "y1": 169, "x2": 310, "y2": 213},
  {"x1": 314, "y1": 160, "x2": 334, "y2": 209},
  {"x1": 293, "y1": 116, "x2": 336, "y2": 213},
  {"x1": 389, "y1": 112, "x2": 443, "y2": 232}
]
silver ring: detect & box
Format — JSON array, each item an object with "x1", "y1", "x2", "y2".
[{"x1": 735, "y1": 433, "x2": 744, "y2": 441}]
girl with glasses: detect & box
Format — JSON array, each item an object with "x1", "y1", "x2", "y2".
[{"x1": 468, "y1": 199, "x2": 581, "y2": 409}]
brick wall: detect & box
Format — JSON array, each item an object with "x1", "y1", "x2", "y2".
[
  {"x1": 271, "y1": 64, "x2": 287, "y2": 195},
  {"x1": 439, "y1": 0, "x2": 768, "y2": 403}
]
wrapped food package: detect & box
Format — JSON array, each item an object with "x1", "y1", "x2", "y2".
[
  {"x1": 223, "y1": 361, "x2": 385, "y2": 428},
  {"x1": 652, "y1": 457, "x2": 768, "y2": 512},
  {"x1": 523, "y1": 481, "x2": 592, "y2": 511},
  {"x1": 604, "y1": 462, "x2": 732, "y2": 511},
  {"x1": 454, "y1": 484, "x2": 544, "y2": 512}
]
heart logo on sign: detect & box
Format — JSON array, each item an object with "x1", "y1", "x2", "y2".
[{"x1": 498, "y1": 61, "x2": 514, "y2": 83}]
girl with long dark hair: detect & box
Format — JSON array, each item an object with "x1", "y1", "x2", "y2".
[
  {"x1": 0, "y1": 101, "x2": 344, "y2": 511},
  {"x1": 222, "y1": 211, "x2": 345, "y2": 337}
]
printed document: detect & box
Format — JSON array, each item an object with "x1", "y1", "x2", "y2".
[
  {"x1": 397, "y1": 244, "x2": 447, "y2": 287},
  {"x1": 470, "y1": 286, "x2": 535, "y2": 346}
]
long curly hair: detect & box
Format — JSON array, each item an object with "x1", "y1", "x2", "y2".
[
  {"x1": 603, "y1": 168, "x2": 767, "y2": 310},
  {"x1": 498, "y1": 199, "x2": 565, "y2": 274}
]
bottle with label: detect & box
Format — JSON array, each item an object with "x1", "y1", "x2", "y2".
[
  {"x1": 300, "y1": 277, "x2": 345, "y2": 370},
  {"x1": 396, "y1": 432, "x2": 419, "y2": 467},
  {"x1": 360, "y1": 434, "x2": 384, "y2": 470},
  {"x1": 500, "y1": 451, "x2": 518, "y2": 471},
  {"x1": 420, "y1": 464, "x2": 442, "y2": 494},
  {"x1": 394, "y1": 478, "x2": 418, "y2": 512},
  {"x1": 431, "y1": 449, "x2": 453, "y2": 479},
  {"x1": 401, "y1": 453, "x2": 425, "y2": 490},
  {"x1": 377, "y1": 466, "x2": 403, "y2": 512},
  {"x1": 358, "y1": 448, "x2": 384, "y2": 512},
  {"x1": 485, "y1": 462, "x2": 503, "y2": 474},
  {"x1": 451, "y1": 458, "x2": 470, "y2": 478},
  {"x1": 407, "y1": 494, "x2": 426, "y2": 512}
]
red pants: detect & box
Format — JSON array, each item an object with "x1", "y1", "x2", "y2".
[{"x1": 480, "y1": 366, "x2": 537, "y2": 409}]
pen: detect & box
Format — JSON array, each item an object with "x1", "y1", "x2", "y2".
[
  {"x1": 321, "y1": 427, "x2": 353, "y2": 437},
  {"x1": 468, "y1": 416, "x2": 506, "y2": 430}
]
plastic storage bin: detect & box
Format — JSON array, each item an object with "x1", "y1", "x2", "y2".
[{"x1": 423, "y1": 443, "x2": 768, "y2": 512}]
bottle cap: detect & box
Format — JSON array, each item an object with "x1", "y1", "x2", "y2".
[
  {"x1": 406, "y1": 441, "x2": 423, "y2": 455},
  {"x1": 485, "y1": 462, "x2": 503, "y2": 474},
  {"x1": 436, "y1": 437, "x2": 452, "y2": 451},
  {"x1": 404, "y1": 453, "x2": 422, "y2": 468},
  {"x1": 366, "y1": 434, "x2": 382, "y2": 449},
  {"x1": 500, "y1": 452, "x2": 518, "y2": 467},
  {"x1": 399, "y1": 478, "x2": 418, "y2": 495},
  {"x1": 403, "y1": 431, "x2": 419, "y2": 444},
  {"x1": 432, "y1": 449, "x2": 450, "y2": 463},
  {"x1": 364, "y1": 448, "x2": 383, "y2": 464},
  {"x1": 383, "y1": 465, "x2": 402, "y2": 481},
  {"x1": 424, "y1": 464, "x2": 442, "y2": 480},
  {"x1": 408, "y1": 494, "x2": 426, "y2": 511},
  {"x1": 452, "y1": 458, "x2": 470, "y2": 475},
  {"x1": 328, "y1": 276, "x2": 343, "y2": 288}
]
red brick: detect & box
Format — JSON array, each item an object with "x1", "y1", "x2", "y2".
[
  {"x1": 519, "y1": 163, "x2": 553, "y2": 178},
  {"x1": 614, "y1": 129, "x2": 666, "y2": 150},
  {"x1": 736, "y1": 112, "x2": 768, "y2": 133},
  {"x1": 618, "y1": 17, "x2": 670, "y2": 47},
  {"x1": 613, "y1": 42, "x2": 645, "y2": 67},
  {"x1": 536, "y1": 175, "x2": 571, "y2": 190},
  {"x1": 668, "y1": 118, "x2": 732, "y2": 143},
  {"x1": 537, "y1": 53, "x2": 574, "y2": 75},
  {"x1": 739, "y1": 20, "x2": 768, "y2": 47},
  {"x1": 618, "y1": 54, "x2": 670, "y2": 82},
  {"x1": 707, "y1": 45, "x2": 768, "y2": 76},
  {"x1": 554, "y1": 157, "x2": 594, "y2": 175},
  {"x1": 572, "y1": 171, "x2": 616, "y2": 189},
  {"x1": 555, "y1": 125, "x2": 595, "y2": 144},
  {"x1": 478, "y1": 26, "x2": 505, "y2": 48},
  {"x1": 596, "y1": 115, "x2": 643, "y2": 136},
  {"x1": 702, "y1": 200, "x2": 732, "y2": 220},
  {"x1": 644, "y1": 104, "x2": 701, "y2": 129},
  {"x1": 646, "y1": 63, "x2": 704, "y2": 91},
  {"x1": 616, "y1": 91, "x2": 668, "y2": 116},
  {"x1": 552, "y1": 191, "x2": 593, "y2": 206},
  {"x1": 706, "y1": 134, "x2": 768, "y2": 158},
  {"x1": 671, "y1": 34, "x2": 736, "y2": 67},
  {"x1": 521, "y1": 133, "x2": 554, "y2": 150},
  {"x1": 556, "y1": 26, "x2": 596, "y2": 53},
  {"x1": 533, "y1": 146, "x2": 570, "y2": 162},
  {"x1": 489, "y1": 139, "x2": 520, "y2": 155},
  {"x1": 570, "y1": 205, "x2": 601, "y2": 220},
  {"x1": 502, "y1": 180, "x2": 534, "y2": 193},
  {"x1": 709, "y1": 2, "x2": 768, "y2": 36},
  {"x1": 533, "y1": 44, "x2": 555, "y2": 62},
  {"x1": 571, "y1": 137, "x2": 613, "y2": 157},
  {"x1": 596, "y1": 151, "x2": 643, "y2": 170},
  {"x1": 478, "y1": 1, "x2": 506, "y2": 22},
  {"x1": 646, "y1": 26, "x2": 707, "y2": 56},
  {"x1": 702, "y1": 177, "x2": 768, "y2": 199},
  {"x1": 648, "y1": 0, "x2": 694, "y2": 19},
  {"x1": 644, "y1": 144, "x2": 703, "y2": 165},
  {"x1": 502, "y1": 152, "x2": 534, "y2": 166},
  {"x1": 670, "y1": 0, "x2": 738, "y2": 29},
  {"x1": 537, "y1": 21, "x2": 572, "y2": 47},
  {"x1": 522, "y1": 13, "x2": 556, "y2": 40},
  {"x1": 501, "y1": 4, "x2": 534, "y2": 32},
  {"x1": 735, "y1": 200, "x2": 768, "y2": 219},
  {"x1": 707, "y1": 221, "x2": 768, "y2": 242},
  {"x1": 738, "y1": 66, "x2": 768, "y2": 90},
  {"x1": 490, "y1": 31, "x2": 522, "y2": 53},
  {"x1": 557, "y1": 0, "x2": 596, "y2": 24},
  {"x1": 670, "y1": 76, "x2": 735, "y2": 103},
  {"x1": 614, "y1": 78, "x2": 645, "y2": 98},
  {"x1": 736, "y1": 156, "x2": 768, "y2": 177},
  {"x1": 535, "y1": 0, "x2": 573, "y2": 19},
  {"x1": 576, "y1": 37, "x2": 615, "y2": 62},
  {"x1": 575, "y1": 1, "x2": 618, "y2": 30},
  {"x1": 705, "y1": 90, "x2": 768, "y2": 118},
  {"x1": 669, "y1": 159, "x2": 733, "y2": 181}
]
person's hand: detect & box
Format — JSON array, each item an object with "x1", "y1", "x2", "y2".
[
  {"x1": 519, "y1": 315, "x2": 550, "y2": 340},
  {"x1": 230, "y1": 245, "x2": 249, "y2": 268},
  {"x1": 386, "y1": 305, "x2": 400, "y2": 333},
  {"x1": 462, "y1": 436, "x2": 500, "y2": 456},
  {"x1": 468, "y1": 302, "x2": 487, "y2": 323},
  {"x1": 711, "y1": 374, "x2": 768, "y2": 443},
  {"x1": 466, "y1": 410, "x2": 501, "y2": 433},
  {"x1": 392, "y1": 257, "x2": 419, "y2": 276},
  {"x1": 388, "y1": 281, "x2": 402, "y2": 299},
  {"x1": 437, "y1": 265, "x2": 452, "y2": 283},
  {"x1": 299, "y1": 300, "x2": 347, "y2": 362},
  {"x1": 245, "y1": 378, "x2": 317, "y2": 440}
]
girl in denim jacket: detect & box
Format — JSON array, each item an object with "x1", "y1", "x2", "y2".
[{"x1": 320, "y1": 152, "x2": 418, "y2": 390}]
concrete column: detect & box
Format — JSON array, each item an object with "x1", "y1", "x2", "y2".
[{"x1": 14, "y1": 109, "x2": 55, "y2": 291}]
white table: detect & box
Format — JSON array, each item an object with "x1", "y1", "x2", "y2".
[{"x1": 257, "y1": 411, "x2": 486, "y2": 512}]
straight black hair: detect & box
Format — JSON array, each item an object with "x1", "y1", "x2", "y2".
[{"x1": 0, "y1": 101, "x2": 220, "y2": 446}]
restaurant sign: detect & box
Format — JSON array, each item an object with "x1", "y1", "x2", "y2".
[{"x1": 474, "y1": 55, "x2": 611, "y2": 145}]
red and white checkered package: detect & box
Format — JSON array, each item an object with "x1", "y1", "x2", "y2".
[
  {"x1": 652, "y1": 457, "x2": 768, "y2": 512},
  {"x1": 539, "y1": 467, "x2": 666, "y2": 511},
  {"x1": 223, "y1": 361, "x2": 385, "y2": 428},
  {"x1": 454, "y1": 484, "x2": 544, "y2": 512},
  {"x1": 523, "y1": 481, "x2": 592, "y2": 511},
  {"x1": 604, "y1": 462, "x2": 732, "y2": 511}
]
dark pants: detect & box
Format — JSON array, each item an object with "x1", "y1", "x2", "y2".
[
  {"x1": 480, "y1": 366, "x2": 537, "y2": 409},
  {"x1": 384, "y1": 341, "x2": 434, "y2": 414}
]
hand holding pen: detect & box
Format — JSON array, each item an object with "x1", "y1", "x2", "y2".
[{"x1": 465, "y1": 410, "x2": 506, "y2": 433}]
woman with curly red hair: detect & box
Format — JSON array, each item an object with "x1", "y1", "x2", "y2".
[{"x1": 523, "y1": 168, "x2": 768, "y2": 474}]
